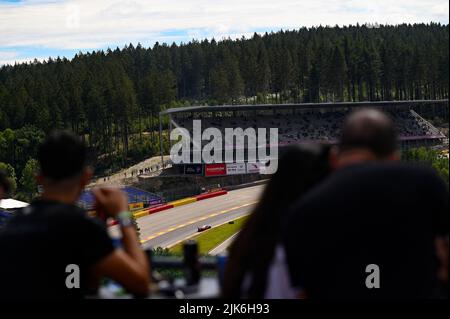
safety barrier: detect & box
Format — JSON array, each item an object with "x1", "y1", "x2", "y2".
[
  {"x1": 147, "y1": 204, "x2": 174, "y2": 214},
  {"x1": 195, "y1": 190, "x2": 228, "y2": 201},
  {"x1": 170, "y1": 197, "x2": 197, "y2": 207}
]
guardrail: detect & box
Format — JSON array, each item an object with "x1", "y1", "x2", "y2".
[{"x1": 146, "y1": 240, "x2": 226, "y2": 298}]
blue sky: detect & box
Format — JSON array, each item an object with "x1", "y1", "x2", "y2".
[{"x1": 0, "y1": 0, "x2": 449, "y2": 65}]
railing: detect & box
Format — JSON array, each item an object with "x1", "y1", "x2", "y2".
[{"x1": 144, "y1": 240, "x2": 226, "y2": 299}]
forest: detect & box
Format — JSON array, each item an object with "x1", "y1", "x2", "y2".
[{"x1": 0, "y1": 23, "x2": 448, "y2": 200}]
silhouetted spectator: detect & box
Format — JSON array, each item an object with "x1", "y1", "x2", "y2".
[
  {"x1": 0, "y1": 131, "x2": 149, "y2": 299},
  {"x1": 223, "y1": 144, "x2": 331, "y2": 298},
  {"x1": 278, "y1": 109, "x2": 448, "y2": 299}
]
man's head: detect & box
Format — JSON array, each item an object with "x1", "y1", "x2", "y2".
[
  {"x1": 37, "y1": 131, "x2": 92, "y2": 203},
  {"x1": 0, "y1": 170, "x2": 11, "y2": 199},
  {"x1": 330, "y1": 108, "x2": 400, "y2": 169}
]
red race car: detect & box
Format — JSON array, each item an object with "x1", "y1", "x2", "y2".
[{"x1": 197, "y1": 225, "x2": 212, "y2": 232}]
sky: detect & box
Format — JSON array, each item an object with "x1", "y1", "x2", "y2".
[{"x1": 0, "y1": 0, "x2": 449, "y2": 65}]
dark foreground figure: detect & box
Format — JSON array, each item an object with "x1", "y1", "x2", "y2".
[
  {"x1": 0, "y1": 131, "x2": 149, "y2": 299},
  {"x1": 223, "y1": 144, "x2": 331, "y2": 298},
  {"x1": 282, "y1": 109, "x2": 448, "y2": 299}
]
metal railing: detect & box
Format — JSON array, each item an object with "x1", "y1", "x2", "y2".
[{"x1": 145, "y1": 240, "x2": 225, "y2": 298}]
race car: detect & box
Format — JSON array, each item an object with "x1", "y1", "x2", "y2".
[{"x1": 197, "y1": 225, "x2": 212, "y2": 232}]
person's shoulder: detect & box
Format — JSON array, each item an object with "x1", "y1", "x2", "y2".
[
  {"x1": 332, "y1": 161, "x2": 439, "y2": 182},
  {"x1": 16, "y1": 200, "x2": 92, "y2": 227},
  {"x1": 374, "y1": 162, "x2": 445, "y2": 184},
  {"x1": 34, "y1": 200, "x2": 85, "y2": 215},
  {"x1": 377, "y1": 161, "x2": 434, "y2": 174}
]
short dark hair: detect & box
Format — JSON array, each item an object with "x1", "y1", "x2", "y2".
[
  {"x1": 0, "y1": 170, "x2": 11, "y2": 195},
  {"x1": 38, "y1": 131, "x2": 87, "y2": 181},
  {"x1": 339, "y1": 108, "x2": 398, "y2": 158}
]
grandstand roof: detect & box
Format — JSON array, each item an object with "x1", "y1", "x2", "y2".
[
  {"x1": 161, "y1": 99, "x2": 449, "y2": 115},
  {"x1": 0, "y1": 199, "x2": 29, "y2": 210}
]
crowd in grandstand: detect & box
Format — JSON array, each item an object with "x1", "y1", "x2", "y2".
[
  {"x1": 173, "y1": 108, "x2": 443, "y2": 146},
  {"x1": 0, "y1": 108, "x2": 447, "y2": 300},
  {"x1": 91, "y1": 157, "x2": 172, "y2": 187}
]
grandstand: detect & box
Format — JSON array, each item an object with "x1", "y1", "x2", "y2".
[
  {"x1": 77, "y1": 186, "x2": 163, "y2": 211},
  {"x1": 173, "y1": 108, "x2": 441, "y2": 145},
  {"x1": 159, "y1": 100, "x2": 448, "y2": 175}
]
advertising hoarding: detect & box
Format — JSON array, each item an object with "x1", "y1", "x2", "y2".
[
  {"x1": 184, "y1": 164, "x2": 203, "y2": 175},
  {"x1": 246, "y1": 162, "x2": 261, "y2": 174},
  {"x1": 205, "y1": 163, "x2": 227, "y2": 177},
  {"x1": 226, "y1": 163, "x2": 246, "y2": 175}
]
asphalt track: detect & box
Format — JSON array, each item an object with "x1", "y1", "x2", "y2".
[{"x1": 130, "y1": 185, "x2": 264, "y2": 249}]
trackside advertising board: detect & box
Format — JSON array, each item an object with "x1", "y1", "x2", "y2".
[
  {"x1": 246, "y1": 162, "x2": 261, "y2": 174},
  {"x1": 128, "y1": 202, "x2": 144, "y2": 211},
  {"x1": 226, "y1": 163, "x2": 246, "y2": 175},
  {"x1": 204, "y1": 163, "x2": 227, "y2": 177},
  {"x1": 184, "y1": 164, "x2": 203, "y2": 175}
]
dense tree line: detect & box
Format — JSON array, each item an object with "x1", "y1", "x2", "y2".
[
  {"x1": 0, "y1": 23, "x2": 448, "y2": 187},
  {"x1": 402, "y1": 147, "x2": 449, "y2": 187},
  {"x1": 0, "y1": 126, "x2": 43, "y2": 200}
]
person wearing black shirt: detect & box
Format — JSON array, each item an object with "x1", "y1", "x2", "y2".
[
  {"x1": 280, "y1": 109, "x2": 448, "y2": 299},
  {"x1": 0, "y1": 131, "x2": 150, "y2": 299}
]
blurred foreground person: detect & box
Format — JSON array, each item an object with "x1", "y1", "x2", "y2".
[
  {"x1": 0, "y1": 131, "x2": 149, "y2": 299},
  {"x1": 223, "y1": 144, "x2": 331, "y2": 298},
  {"x1": 281, "y1": 109, "x2": 448, "y2": 299}
]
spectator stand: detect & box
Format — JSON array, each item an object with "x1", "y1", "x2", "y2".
[{"x1": 78, "y1": 186, "x2": 164, "y2": 213}]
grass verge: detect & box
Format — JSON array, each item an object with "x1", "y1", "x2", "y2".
[{"x1": 169, "y1": 215, "x2": 249, "y2": 255}]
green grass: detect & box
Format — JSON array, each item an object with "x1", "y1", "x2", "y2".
[{"x1": 169, "y1": 215, "x2": 249, "y2": 255}]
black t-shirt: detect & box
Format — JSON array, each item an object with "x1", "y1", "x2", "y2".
[
  {"x1": 0, "y1": 200, "x2": 114, "y2": 299},
  {"x1": 282, "y1": 162, "x2": 449, "y2": 299}
]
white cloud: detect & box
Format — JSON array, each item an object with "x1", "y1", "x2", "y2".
[
  {"x1": 0, "y1": 50, "x2": 19, "y2": 60},
  {"x1": 0, "y1": 0, "x2": 448, "y2": 51}
]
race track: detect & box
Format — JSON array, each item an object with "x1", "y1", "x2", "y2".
[{"x1": 116, "y1": 185, "x2": 264, "y2": 249}]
